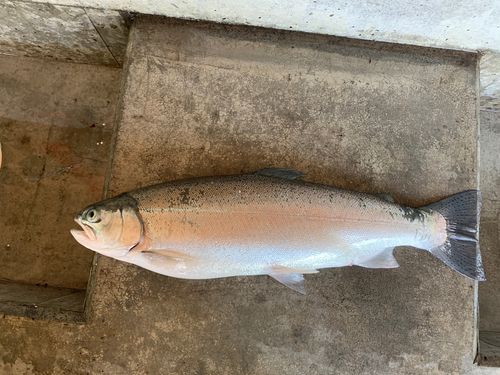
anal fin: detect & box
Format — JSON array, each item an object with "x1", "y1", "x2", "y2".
[
  {"x1": 267, "y1": 266, "x2": 319, "y2": 294},
  {"x1": 269, "y1": 273, "x2": 306, "y2": 294},
  {"x1": 356, "y1": 247, "x2": 399, "y2": 269},
  {"x1": 269, "y1": 266, "x2": 319, "y2": 274}
]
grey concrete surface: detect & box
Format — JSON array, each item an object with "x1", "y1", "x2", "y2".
[
  {"x1": 0, "y1": 54, "x2": 121, "y2": 128},
  {"x1": 478, "y1": 110, "x2": 500, "y2": 367},
  {"x1": 0, "y1": 1, "x2": 134, "y2": 66},
  {"x1": 0, "y1": 16, "x2": 497, "y2": 375},
  {"x1": 0, "y1": 280, "x2": 86, "y2": 323},
  {"x1": 84, "y1": 8, "x2": 134, "y2": 66},
  {"x1": 0, "y1": 55, "x2": 121, "y2": 289}
]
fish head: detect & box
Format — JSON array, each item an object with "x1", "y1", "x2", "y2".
[{"x1": 71, "y1": 194, "x2": 143, "y2": 258}]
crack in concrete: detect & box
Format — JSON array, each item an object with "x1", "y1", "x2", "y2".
[
  {"x1": 21, "y1": 125, "x2": 52, "y2": 243},
  {"x1": 36, "y1": 291, "x2": 83, "y2": 307},
  {"x1": 84, "y1": 8, "x2": 121, "y2": 68}
]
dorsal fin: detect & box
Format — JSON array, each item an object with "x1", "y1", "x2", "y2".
[
  {"x1": 375, "y1": 193, "x2": 394, "y2": 202},
  {"x1": 253, "y1": 168, "x2": 306, "y2": 180}
]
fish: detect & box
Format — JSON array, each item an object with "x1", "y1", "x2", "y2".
[{"x1": 71, "y1": 168, "x2": 485, "y2": 293}]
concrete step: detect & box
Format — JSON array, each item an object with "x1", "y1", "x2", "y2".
[
  {"x1": 478, "y1": 110, "x2": 500, "y2": 367},
  {"x1": 100, "y1": 15, "x2": 481, "y2": 373}
]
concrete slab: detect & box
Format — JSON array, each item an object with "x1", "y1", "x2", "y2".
[
  {"x1": 0, "y1": 1, "x2": 133, "y2": 66},
  {"x1": 0, "y1": 55, "x2": 121, "y2": 289},
  {"x1": 478, "y1": 110, "x2": 500, "y2": 367},
  {"x1": 0, "y1": 119, "x2": 111, "y2": 289},
  {"x1": 0, "y1": 16, "x2": 494, "y2": 374},
  {"x1": 84, "y1": 8, "x2": 135, "y2": 67},
  {"x1": 0, "y1": 55, "x2": 121, "y2": 128},
  {"x1": 0, "y1": 280, "x2": 86, "y2": 323}
]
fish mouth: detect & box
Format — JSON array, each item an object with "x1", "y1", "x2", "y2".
[{"x1": 71, "y1": 218, "x2": 97, "y2": 242}]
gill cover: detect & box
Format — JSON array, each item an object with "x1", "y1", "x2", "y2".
[{"x1": 71, "y1": 194, "x2": 143, "y2": 258}]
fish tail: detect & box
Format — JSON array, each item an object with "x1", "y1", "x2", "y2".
[{"x1": 424, "y1": 190, "x2": 485, "y2": 281}]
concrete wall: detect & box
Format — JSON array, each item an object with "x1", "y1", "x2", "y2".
[
  {"x1": 0, "y1": 1, "x2": 133, "y2": 66},
  {"x1": 3, "y1": 0, "x2": 499, "y2": 109}
]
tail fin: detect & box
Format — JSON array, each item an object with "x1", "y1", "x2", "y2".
[{"x1": 423, "y1": 190, "x2": 485, "y2": 281}]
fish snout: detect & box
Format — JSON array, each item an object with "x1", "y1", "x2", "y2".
[{"x1": 71, "y1": 217, "x2": 97, "y2": 243}]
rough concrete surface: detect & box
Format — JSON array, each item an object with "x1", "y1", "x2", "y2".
[
  {"x1": 0, "y1": 280, "x2": 86, "y2": 323},
  {"x1": 0, "y1": 16, "x2": 497, "y2": 375},
  {"x1": 480, "y1": 54, "x2": 500, "y2": 111},
  {"x1": 84, "y1": 8, "x2": 134, "y2": 66},
  {"x1": 478, "y1": 110, "x2": 500, "y2": 367},
  {"x1": 0, "y1": 55, "x2": 121, "y2": 289},
  {"x1": 0, "y1": 54, "x2": 121, "y2": 128},
  {"x1": 479, "y1": 110, "x2": 500, "y2": 332},
  {"x1": 0, "y1": 1, "x2": 133, "y2": 66}
]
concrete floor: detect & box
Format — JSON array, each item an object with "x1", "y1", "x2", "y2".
[
  {"x1": 0, "y1": 55, "x2": 121, "y2": 289},
  {"x1": 0, "y1": 15, "x2": 499, "y2": 374}
]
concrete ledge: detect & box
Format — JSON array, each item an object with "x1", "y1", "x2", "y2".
[
  {"x1": 478, "y1": 332, "x2": 500, "y2": 367},
  {"x1": 0, "y1": 281, "x2": 86, "y2": 323},
  {"x1": 0, "y1": 1, "x2": 135, "y2": 66}
]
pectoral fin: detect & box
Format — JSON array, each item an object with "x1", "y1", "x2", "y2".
[
  {"x1": 141, "y1": 251, "x2": 180, "y2": 265},
  {"x1": 356, "y1": 247, "x2": 399, "y2": 269},
  {"x1": 142, "y1": 249, "x2": 196, "y2": 260},
  {"x1": 124, "y1": 249, "x2": 198, "y2": 275},
  {"x1": 267, "y1": 266, "x2": 318, "y2": 294}
]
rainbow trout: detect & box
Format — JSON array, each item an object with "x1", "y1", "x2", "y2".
[{"x1": 71, "y1": 169, "x2": 485, "y2": 293}]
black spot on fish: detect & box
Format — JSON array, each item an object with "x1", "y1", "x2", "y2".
[
  {"x1": 357, "y1": 196, "x2": 368, "y2": 209},
  {"x1": 179, "y1": 188, "x2": 190, "y2": 205},
  {"x1": 401, "y1": 206, "x2": 426, "y2": 223},
  {"x1": 329, "y1": 192, "x2": 336, "y2": 203}
]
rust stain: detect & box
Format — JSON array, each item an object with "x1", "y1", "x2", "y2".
[{"x1": 48, "y1": 142, "x2": 70, "y2": 154}]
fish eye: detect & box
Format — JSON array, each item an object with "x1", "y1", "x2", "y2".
[{"x1": 86, "y1": 209, "x2": 99, "y2": 223}]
